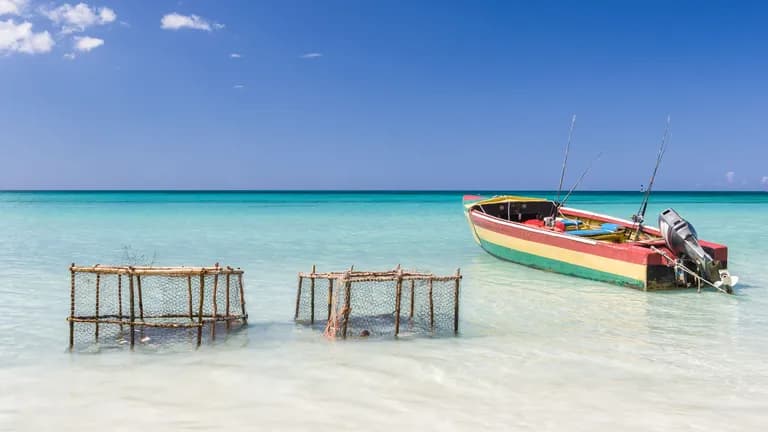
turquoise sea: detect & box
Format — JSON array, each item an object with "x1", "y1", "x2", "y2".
[{"x1": 1, "y1": 191, "x2": 767, "y2": 431}]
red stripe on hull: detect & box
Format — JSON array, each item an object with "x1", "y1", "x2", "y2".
[{"x1": 470, "y1": 211, "x2": 658, "y2": 265}]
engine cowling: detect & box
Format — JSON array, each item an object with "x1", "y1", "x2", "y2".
[{"x1": 658, "y1": 208, "x2": 717, "y2": 282}]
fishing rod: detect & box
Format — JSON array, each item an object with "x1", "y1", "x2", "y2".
[
  {"x1": 550, "y1": 115, "x2": 576, "y2": 219},
  {"x1": 557, "y1": 152, "x2": 603, "y2": 213},
  {"x1": 555, "y1": 115, "x2": 577, "y2": 204},
  {"x1": 632, "y1": 116, "x2": 671, "y2": 237}
]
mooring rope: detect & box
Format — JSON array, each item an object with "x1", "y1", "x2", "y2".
[{"x1": 650, "y1": 246, "x2": 729, "y2": 294}]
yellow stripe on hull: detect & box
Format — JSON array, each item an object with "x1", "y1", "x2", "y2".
[{"x1": 474, "y1": 225, "x2": 648, "y2": 284}]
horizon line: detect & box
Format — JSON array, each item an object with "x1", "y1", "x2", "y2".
[{"x1": 0, "y1": 189, "x2": 765, "y2": 193}]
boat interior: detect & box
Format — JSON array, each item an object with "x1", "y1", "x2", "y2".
[{"x1": 471, "y1": 197, "x2": 662, "y2": 244}]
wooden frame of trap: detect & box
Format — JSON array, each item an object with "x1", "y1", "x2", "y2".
[
  {"x1": 294, "y1": 266, "x2": 461, "y2": 339},
  {"x1": 68, "y1": 264, "x2": 248, "y2": 348}
]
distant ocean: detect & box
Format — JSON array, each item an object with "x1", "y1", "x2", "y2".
[{"x1": 1, "y1": 191, "x2": 766, "y2": 431}]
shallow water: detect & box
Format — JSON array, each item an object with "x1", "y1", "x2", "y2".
[{"x1": 1, "y1": 191, "x2": 766, "y2": 431}]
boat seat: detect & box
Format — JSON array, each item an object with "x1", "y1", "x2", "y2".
[
  {"x1": 558, "y1": 218, "x2": 581, "y2": 226},
  {"x1": 569, "y1": 223, "x2": 621, "y2": 237},
  {"x1": 557, "y1": 218, "x2": 583, "y2": 227}
]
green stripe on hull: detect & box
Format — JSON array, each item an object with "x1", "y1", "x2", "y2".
[{"x1": 479, "y1": 238, "x2": 645, "y2": 289}]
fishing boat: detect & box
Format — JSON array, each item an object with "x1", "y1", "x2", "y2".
[
  {"x1": 463, "y1": 195, "x2": 736, "y2": 292},
  {"x1": 463, "y1": 116, "x2": 737, "y2": 293}
]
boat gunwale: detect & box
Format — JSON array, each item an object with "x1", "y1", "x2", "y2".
[
  {"x1": 464, "y1": 194, "x2": 727, "y2": 251},
  {"x1": 560, "y1": 206, "x2": 661, "y2": 236},
  {"x1": 470, "y1": 210, "x2": 599, "y2": 246}
]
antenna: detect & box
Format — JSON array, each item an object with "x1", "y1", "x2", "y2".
[
  {"x1": 555, "y1": 115, "x2": 577, "y2": 204},
  {"x1": 632, "y1": 115, "x2": 671, "y2": 234},
  {"x1": 558, "y1": 152, "x2": 603, "y2": 211}
]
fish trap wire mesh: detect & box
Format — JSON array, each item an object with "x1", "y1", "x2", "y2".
[
  {"x1": 68, "y1": 264, "x2": 248, "y2": 350},
  {"x1": 294, "y1": 267, "x2": 461, "y2": 339}
]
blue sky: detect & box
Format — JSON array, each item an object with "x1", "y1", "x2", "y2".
[{"x1": 1, "y1": 0, "x2": 767, "y2": 190}]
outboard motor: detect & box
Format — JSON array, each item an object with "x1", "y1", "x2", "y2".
[{"x1": 658, "y1": 208, "x2": 718, "y2": 283}]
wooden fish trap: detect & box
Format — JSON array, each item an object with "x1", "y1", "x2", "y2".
[
  {"x1": 294, "y1": 266, "x2": 461, "y2": 339},
  {"x1": 68, "y1": 264, "x2": 248, "y2": 349}
]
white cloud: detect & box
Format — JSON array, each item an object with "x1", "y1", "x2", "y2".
[
  {"x1": 230, "y1": 52, "x2": 241, "y2": 58},
  {"x1": 725, "y1": 171, "x2": 735, "y2": 184},
  {"x1": 161, "y1": 13, "x2": 221, "y2": 31},
  {"x1": 44, "y1": 3, "x2": 117, "y2": 34},
  {"x1": 63, "y1": 52, "x2": 75, "y2": 59},
  {"x1": 233, "y1": 84, "x2": 244, "y2": 89},
  {"x1": 0, "y1": 0, "x2": 27, "y2": 16},
  {"x1": 98, "y1": 6, "x2": 115, "y2": 23},
  {"x1": 74, "y1": 35, "x2": 103, "y2": 52},
  {"x1": 0, "y1": 19, "x2": 54, "y2": 54},
  {"x1": 300, "y1": 52, "x2": 322, "y2": 59}
]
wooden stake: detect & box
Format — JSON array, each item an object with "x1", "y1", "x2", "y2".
[
  {"x1": 394, "y1": 269, "x2": 403, "y2": 337},
  {"x1": 327, "y1": 278, "x2": 334, "y2": 321},
  {"x1": 341, "y1": 273, "x2": 352, "y2": 339},
  {"x1": 187, "y1": 275, "x2": 193, "y2": 322},
  {"x1": 211, "y1": 269, "x2": 219, "y2": 340},
  {"x1": 310, "y1": 264, "x2": 316, "y2": 324},
  {"x1": 137, "y1": 275, "x2": 144, "y2": 321},
  {"x1": 238, "y1": 272, "x2": 247, "y2": 324},
  {"x1": 428, "y1": 277, "x2": 434, "y2": 330},
  {"x1": 128, "y1": 272, "x2": 135, "y2": 348},
  {"x1": 95, "y1": 274, "x2": 101, "y2": 341},
  {"x1": 197, "y1": 273, "x2": 205, "y2": 347},
  {"x1": 294, "y1": 276, "x2": 303, "y2": 320},
  {"x1": 225, "y1": 272, "x2": 231, "y2": 330},
  {"x1": 117, "y1": 274, "x2": 123, "y2": 331},
  {"x1": 409, "y1": 279, "x2": 415, "y2": 319},
  {"x1": 454, "y1": 268, "x2": 461, "y2": 334},
  {"x1": 69, "y1": 264, "x2": 75, "y2": 349}
]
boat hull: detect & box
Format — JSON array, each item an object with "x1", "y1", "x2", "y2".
[
  {"x1": 463, "y1": 196, "x2": 727, "y2": 290},
  {"x1": 471, "y1": 213, "x2": 648, "y2": 288},
  {"x1": 477, "y1": 231, "x2": 654, "y2": 288}
]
